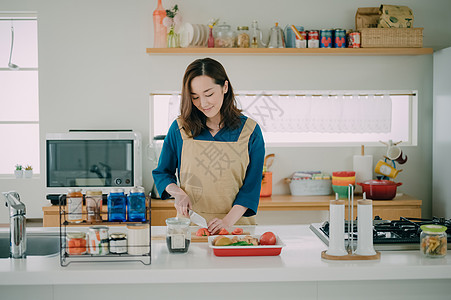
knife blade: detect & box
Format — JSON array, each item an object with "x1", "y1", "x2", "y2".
[{"x1": 189, "y1": 210, "x2": 208, "y2": 228}]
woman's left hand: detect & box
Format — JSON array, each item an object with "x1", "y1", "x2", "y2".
[{"x1": 207, "y1": 218, "x2": 229, "y2": 235}]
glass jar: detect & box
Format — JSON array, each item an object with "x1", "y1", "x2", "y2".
[
  {"x1": 127, "y1": 186, "x2": 146, "y2": 222},
  {"x1": 66, "y1": 188, "x2": 83, "y2": 223},
  {"x1": 88, "y1": 225, "x2": 109, "y2": 255},
  {"x1": 236, "y1": 26, "x2": 250, "y2": 48},
  {"x1": 420, "y1": 225, "x2": 447, "y2": 258},
  {"x1": 110, "y1": 232, "x2": 127, "y2": 254},
  {"x1": 214, "y1": 22, "x2": 236, "y2": 48},
  {"x1": 107, "y1": 188, "x2": 126, "y2": 222},
  {"x1": 165, "y1": 217, "x2": 191, "y2": 253},
  {"x1": 86, "y1": 189, "x2": 103, "y2": 222},
  {"x1": 250, "y1": 20, "x2": 266, "y2": 48},
  {"x1": 67, "y1": 231, "x2": 87, "y2": 255},
  {"x1": 127, "y1": 223, "x2": 150, "y2": 255}
]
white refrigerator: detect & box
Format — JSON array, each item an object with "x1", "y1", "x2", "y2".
[{"x1": 433, "y1": 46, "x2": 451, "y2": 218}]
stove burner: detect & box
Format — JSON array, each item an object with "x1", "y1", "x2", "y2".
[{"x1": 317, "y1": 216, "x2": 451, "y2": 247}]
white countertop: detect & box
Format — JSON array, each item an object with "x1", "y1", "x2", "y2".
[{"x1": 1, "y1": 225, "x2": 450, "y2": 286}]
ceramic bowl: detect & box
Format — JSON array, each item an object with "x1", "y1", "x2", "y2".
[{"x1": 332, "y1": 184, "x2": 355, "y2": 199}]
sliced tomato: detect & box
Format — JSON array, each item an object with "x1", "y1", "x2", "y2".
[
  {"x1": 196, "y1": 228, "x2": 210, "y2": 236},
  {"x1": 218, "y1": 228, "x2": 229, "y2": 235},
  {"x1": 260, "y1": 232, "x2": 277, "y2": 245},
  {"x1": 231, "y1": 227, "x2": 243, "y2": 235}
]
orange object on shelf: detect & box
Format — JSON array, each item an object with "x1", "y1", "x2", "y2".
[
  {"x1": 260, "y1": 171, "x2": 273, "y2": 197},
  {"x1": 67, "y1": 232, "x2": 87, "y2": 255}
]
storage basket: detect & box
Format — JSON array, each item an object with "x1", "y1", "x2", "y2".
[
  {"x1": 360, "y1": 28, "x2": 423, "y2": 48},
  {"x1": 288, "y1": 179, "x2": 332, "y2": 196}
]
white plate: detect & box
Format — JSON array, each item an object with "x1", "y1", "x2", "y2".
[
  {"x1": 192, "y1": 24, "x2": 201, "y2": 46},
  {"x1": 179, "y1": 23, "x2": 194, "y2": 48},
  {"x1": 201, "y1": 24, "x2": 209, "y2": 46}
]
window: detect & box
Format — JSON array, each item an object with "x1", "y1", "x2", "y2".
[
  {"x1": 150, "y1": 90, "x2": 417, "y2": 147},
  {"x1": 0, "y1": 14, "x2": 39, "y2": 174}
]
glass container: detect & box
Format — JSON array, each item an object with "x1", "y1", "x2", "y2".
[
  {"x1": 107, "y1": 188, "x2": 127, "y2": 222},
  {"x1": 66, "y1": 188, "x2": 83, "y2": 223},
  {"x1": 153, "y1": 0, "x2": 167, "y2": 47},
  {"x1": 127, "y1": 186, "x2": 146, "y2": 222},
  {"x1": 214, "y1": 22, "x2": 236, "y2": 48},
  {"x1": 86, "y1": 189, "x2": 103, "y2": 222},
  {"x1": 420, "y1": 225, "x2": 447, "y2": 258},
  {"x1": 236, "y1": 26, "x2": 250, "y2": 48},
  {"x1": 88, "y1": 226, "x2": 109, "y2": 255},
  {"x1": 110, "y1": 232, "x2": 127, "y2": 254},
  {"x1": 250, "y1": 20, "x2": 266, "y2": 48},
  {"x1": 127, "y1": 223, "x2": 150, "y2": 255},
  {"x1": 66, "y1": 232, "x2": 86, "y2": 255},
  {"x1": 165, "y1": 217, "x2": 191, "y2": 253}
]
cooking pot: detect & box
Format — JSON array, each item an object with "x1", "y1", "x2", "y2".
[{"x1": 357, "y1": 180, "x2": 402, "y2": 200}]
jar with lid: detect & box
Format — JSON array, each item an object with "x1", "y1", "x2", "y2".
[
  {"x1": 88, "y1": 225, "x2": 109, "y2": 255},
  {"x1": 85, "y1": 189, "x2": 103, "y2": 222},
  {"x1": 127, "y1": 223, "x2": 150, "y2": 255},
  {"x1": 127, "y1": 186, "x2": 146, "y2": 222},
  {"x1": 214, "y1": 22, "x2": 236, "y2": 48},
  {"x1": 420, "y1": 225, "x2": 447, "y2": 258},
  {"x1": 110, "y1": 232, "x2": 127, "y2": 254},
  {"x1": 67, "y1": 231, "x2": 87, "y2": 255},
  {"x1": 165, "y1": 217, "x2": 191, "y2": 253},
  {"x1": 107, "y1": 188, "x2": 126, "y2": 222},
  {"x1": 236, "y1": 26, "x2": 250, "y2": 48},
  {"x1": 66, "y1": 188, "x2": 84, "y2": 223}
]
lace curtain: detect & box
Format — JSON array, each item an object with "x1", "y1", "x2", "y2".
[
  {"x1": 237, "y1": 93, "x2": 392, "y2": 133},
  {"x1": 166, "y1": 93, "x2": 392, "y2": 133}
]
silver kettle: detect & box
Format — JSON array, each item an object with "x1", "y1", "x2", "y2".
[{"x1": 267, "y1": 22, "x2": 285, "y2": 48}]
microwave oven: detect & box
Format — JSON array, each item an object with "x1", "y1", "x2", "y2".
[{"x1": 45, "y1": 130, "x2": 142, "y2": 196}]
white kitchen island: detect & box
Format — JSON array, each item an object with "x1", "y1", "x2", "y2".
[{"x1": 1, "y1": 225, "x2": 450, "y2": 300}]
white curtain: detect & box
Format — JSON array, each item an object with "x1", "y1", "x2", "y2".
[{"x1": 237, "y1": 93, "x2": 392, "y2": 133}]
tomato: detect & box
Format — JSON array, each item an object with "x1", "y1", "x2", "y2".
[
  {"x1": 259, "y1": 232, "x2": 277, "y2": 245},
  {"x1": 196, "y1": 228, "x2": 210, "y2": 236},
  {"x1": 218, "y1": 228, "x2": 229, "y2": 235},
  {"x1": 232, "y1": 228, "x2": 243, "y2": 235}
]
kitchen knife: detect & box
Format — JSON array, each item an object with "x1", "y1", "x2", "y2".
[{"x1": 189, "y1": 210, "x2": 208, "y2": 228}]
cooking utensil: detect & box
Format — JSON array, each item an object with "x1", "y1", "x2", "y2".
[
  {"x1": 8, "y1": 25, "x2": 19, "y2": 70},
  {"x1": 267, "y1": 23, "x2": 285, "y2": 48},
  {"x1": 263, "y1": 153, "x2": 275, "y2": 172},
  {"x1": 189, "y1": 210, "x2": 208, "y2": 228},
  {"x1": 357, "y1": 180, "x2": 402, "y2": 200}
]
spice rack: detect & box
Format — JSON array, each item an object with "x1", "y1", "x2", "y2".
[{"x1": 58, "y1": 200, "x2": 151, "y2": 267}]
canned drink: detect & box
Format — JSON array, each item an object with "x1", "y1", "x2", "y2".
[
  {"x1": 307, "y1": 30, "x2": 319, "y2": 48},
  {"x1": 334, "y1": 29, "x2": 346, "y2": 48},
  {"x1": 320, "y1": 29, "x2": 333, "y2": 48},
  {"x1": 348, "y1": 31, "x2": 361, "y2": 48},
  {"x1": 295, "y1": 31, "x2": 307, "y2": 48},
  {"x1": 88, "y1": 226, "x2": 109, "y2": 255}
]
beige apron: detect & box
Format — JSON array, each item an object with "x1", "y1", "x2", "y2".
[{"x1": 177, "y1": 118, "x2": 257, "y2": 225}]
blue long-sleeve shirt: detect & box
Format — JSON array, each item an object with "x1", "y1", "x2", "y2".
[{"x1": 152, "y1": 115, "x2": 265, "y2": 216}]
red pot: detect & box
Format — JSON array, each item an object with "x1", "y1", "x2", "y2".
[{"x1": 357, "y1": 180, "x2": 402, "y2": 200}]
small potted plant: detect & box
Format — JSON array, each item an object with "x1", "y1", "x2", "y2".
[
  {"x1": 24, "y1": 165, "x2": 33, "y2": 178},
  {"x1": 14, "y1": 164, "x2": 23, "y2": 178}
]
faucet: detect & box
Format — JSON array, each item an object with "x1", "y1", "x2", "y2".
[{"x1": 2, "y1": 191, "x2": 26, "y2": 258}]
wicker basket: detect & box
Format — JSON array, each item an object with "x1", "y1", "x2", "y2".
[{"x1": 360, "y1": 28, "x2": 423, "y2": 48}]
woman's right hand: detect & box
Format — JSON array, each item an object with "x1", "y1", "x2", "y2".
[{"x1": 166, "y1": 183, "x2": 192, "y2": 217}]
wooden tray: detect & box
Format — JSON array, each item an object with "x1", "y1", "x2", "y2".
[{"x1": 321, "y1": 250, "x2": 381, "y2": 260}]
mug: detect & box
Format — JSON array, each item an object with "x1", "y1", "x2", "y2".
[
  {"x1": 386, "y1": 146, "x2": 408, "y2": 164},
  {"x1": 375, "y1": 160, "x2": 401, "y2": 179}
]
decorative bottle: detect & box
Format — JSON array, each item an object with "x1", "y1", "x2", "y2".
[{"x1": 153, "y1": 0, "x2": 167, "y2": 48}]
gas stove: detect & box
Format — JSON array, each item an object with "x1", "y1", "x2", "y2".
[{"x1": 310, "y1": 217, "x2": 451, "y2": 251}]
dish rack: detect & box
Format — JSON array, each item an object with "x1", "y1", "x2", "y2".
[{"x1": 58, "y1": 200, "x2": 151, "y2": 267}]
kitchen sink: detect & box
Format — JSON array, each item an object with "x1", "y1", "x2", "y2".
[{"x1": 0, "y1": 233, "x2": 60, "y2": 258}]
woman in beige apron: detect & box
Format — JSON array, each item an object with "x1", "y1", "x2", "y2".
[{"x1": 152, "y1": 58, "x2": 265, "y2": 234}]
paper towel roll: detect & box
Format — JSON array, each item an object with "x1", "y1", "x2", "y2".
[{"x1": 353, "y1": 155, "x2": 373, "y2": 192}]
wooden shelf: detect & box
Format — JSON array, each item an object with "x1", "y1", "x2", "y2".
[{"x1": 146, "y1": 47, "x2": 433, "y2": 56}]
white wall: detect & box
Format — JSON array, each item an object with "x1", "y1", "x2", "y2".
[
  {"x1": 1, "y1": 0, "x2": 451, "y2": 224},
  {"x1": 433, "y1": 47, "x2": 451, "y2": 219}
]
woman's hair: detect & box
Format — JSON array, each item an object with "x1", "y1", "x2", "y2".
[{"x1": 180, "y1": 57, "x2": 242, "y2": 137}]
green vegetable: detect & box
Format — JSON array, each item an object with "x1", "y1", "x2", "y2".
[{"x1": 230, "y1": 241, "x2": 253, "y2": 246}]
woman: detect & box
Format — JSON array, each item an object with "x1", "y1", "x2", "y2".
[{"x1": 152, "y1": 58, "x2": 265, "y2": 234}]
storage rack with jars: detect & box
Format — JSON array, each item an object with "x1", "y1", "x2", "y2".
[
  {"x1": 58, "y1": 195, "x2": 151, "y2": 267},
  {"x1": 146, "y1": 47, "x2": 433, "y2": 56}
]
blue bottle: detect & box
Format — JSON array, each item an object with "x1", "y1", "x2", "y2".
[
  {"x1": 127, "y1": 186, "x2": 146, "y2": 222},
  {"x1": 108, "y1": 188, "x2": 127, "y2": 222}
]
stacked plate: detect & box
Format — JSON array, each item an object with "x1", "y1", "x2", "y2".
[{"x1": 179, "y1": 23, "x2": 209, "y2": 47}]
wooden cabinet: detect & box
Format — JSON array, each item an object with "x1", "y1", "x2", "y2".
[{"x1": 42, "y1": 194, "x2": 421, "y2": 227}]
